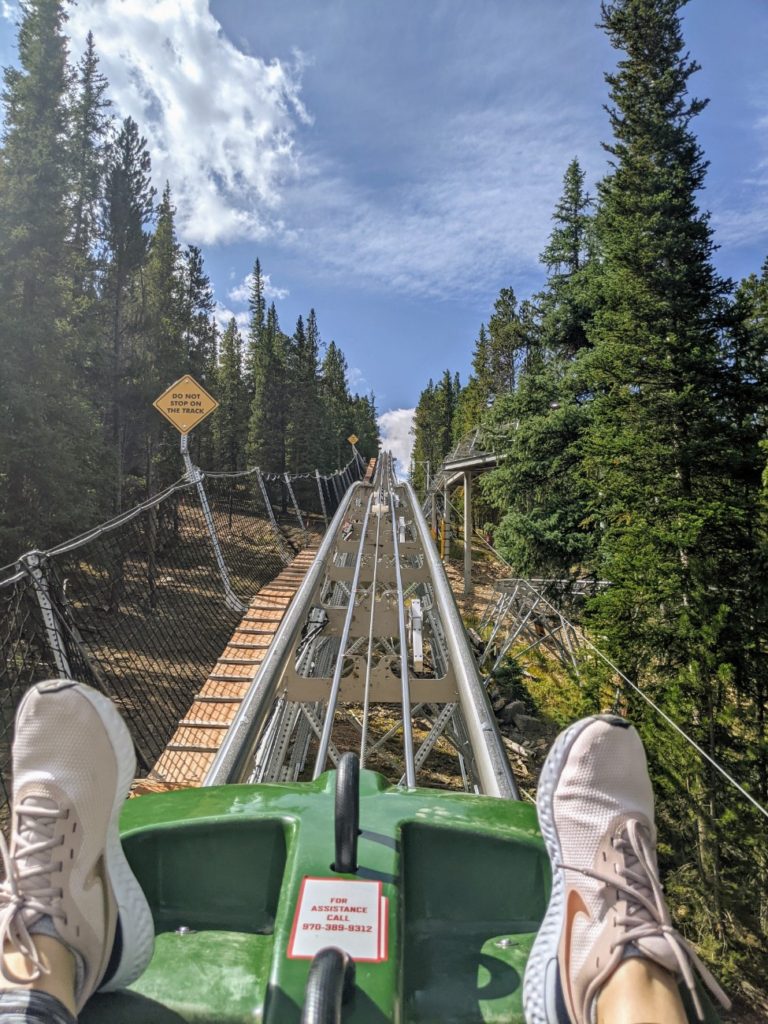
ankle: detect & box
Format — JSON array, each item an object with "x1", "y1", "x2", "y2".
[
  {"x1": 0, "y1": 935, "x2": 77, "y2": 1018},
  {"x1": 596, "y1": 956, "x2": 687, "y2": 1024}
]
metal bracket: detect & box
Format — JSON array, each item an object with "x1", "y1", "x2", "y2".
[
  {"x1": 21, "y1": 552, "x2": 72, "y2": 678},
  {"x1": 315, "y1": 469, "x2": 329, "y2": 528},
  {"x1": 409, "y1": 597, "x2": 423, "y2": 672},
  {"x1": 255, "y1": 469, "x2": 293, "y2": 564},
  {"x1": 284, "y1": 472, "x2": 307, "y2": 541}
]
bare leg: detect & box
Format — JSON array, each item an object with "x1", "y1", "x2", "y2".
[
  {"x1": 0, "y1": 936, "x2": 77, "y2": 1018},
  {"x1": 596, "y1": 952, "x2": 688, "y2": 1024}
]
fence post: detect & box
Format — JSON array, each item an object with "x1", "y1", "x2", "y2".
[
  {"x1": 181, "y1": 436, "x2": 246, "y2": 614},
  {"x1": 284, "y1": 472, "x2": 307, "y2": 542},
  {"x1": 21, "y1": 552, "x2": 72, "y2": 678},
  {"x1": 256, "y1": 469, "x2": 293, "y2": 564},
  {"x1": 315, "y1": 469, "x2": 328, "y2": 529}
]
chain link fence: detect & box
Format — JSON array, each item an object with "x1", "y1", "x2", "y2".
[{"x1": 0, "y1": 452, "x2": 366, "y2": 816}]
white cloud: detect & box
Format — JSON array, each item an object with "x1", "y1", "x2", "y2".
[
  {"x1": 378, "y1": 408, "x2": 415, "y2": 478},
  {"x1": 286, "y1": 104, "x2": 602, "y2": 300},
  {"x1": 214, "y1": 302, "x2": 249, "y2": 334},
  {"x1": 61, "y1": 3, "x2": 598, "y2": 299},
  {"x1": 228, "y1": 271, "x2": 289, "y2": 304},
  {"x1": 68, "y1": 0, "x2": 310, "y2": 245},
  {"x1": 712, "y1": 202, "x2": 768, "y2": 250},
  {"x1": 348, "y1": 367, "x2": 369, "y2": 393},
  {"x1": 1, "y1": 1, "x2": 18, "y2": 23},
  {"x1": 710, "y1": 108, "x2": 768, "y2": 251}
]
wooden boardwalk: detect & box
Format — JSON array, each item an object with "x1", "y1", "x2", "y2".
[{"x1": 134, "y1": 546, "x2": 318, "y2": 792}]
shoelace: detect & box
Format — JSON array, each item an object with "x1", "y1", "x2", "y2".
[
  {"x1": 561, "y1": 818, "x2": 731, "y2": 1022},
  {"x1": 0, "y1": 801, "x2": 67, "y2": 983}
]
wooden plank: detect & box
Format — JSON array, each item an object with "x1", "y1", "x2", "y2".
[{"x1": 142, "y1": 544, "x2": 318, "y2": 789}]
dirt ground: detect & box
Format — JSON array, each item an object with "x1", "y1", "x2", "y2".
[{"x1": 442, "y1": 545, "x2": 511, "y2": 626}]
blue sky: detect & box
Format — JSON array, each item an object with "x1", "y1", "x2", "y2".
[{"x1": 2, "y1": 1, "x2": 768, "y2": 467}]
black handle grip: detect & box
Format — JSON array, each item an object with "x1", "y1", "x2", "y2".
[
  {"x1": 301, "y1": 947, "x2": 355, "y2": 1024},
  {"x1": 334, "y1": 752, "x2": 359, "y2": 873}
]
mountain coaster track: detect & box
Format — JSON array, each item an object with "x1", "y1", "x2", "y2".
[{"x1": 205, "y1": 453, "x2": 517, "y2": 797}]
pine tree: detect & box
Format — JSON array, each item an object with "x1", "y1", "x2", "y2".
[
  {"x1": 579, "y1": 0, "x2": 764, "y2": 957},
  {"x1": 538, "y1": 157, "x2": 596, "y2": 357},
  {"x1": 437, "y1": 369, "x2": 457, "y2": 457},
  {"x1": 410, "y1": 379, "x2": 448, "y2": 497},
  {"x1": 100, "y1": 115, "x2": 155, "y2": 509},
  {"x1": 348, "y1": 392, "x2": 380, "y2": 463},
  {"x1": 540, "y1": 159, "x2": 591, "y2": 269},
  {"x1": 181, "y1": 244, "x2": 216, "y2": 382},
  {"x1": 286, "y1": 309, "x2": 323, "y2": 473},
  {"x1": 483, "y1": 159, "x2": 598, "y2": 574},
  {"x1": 142, "y1": 183, "x2": 187, "y2": 493},
  {"x1": 319, "y1": 341, "x2": 352, "y2": 470},
  {"x1": 66, "y1": 29, "x2": 113, "y2": 461},
  {"x1": 213, "y1": 318, "x2": 247, "y2": 471},
  {"x1": 410, "y1": 381, "x2": 434, "y2": 496},
  {"x1": 247, "y1": 301, "x2": 288, "y2": 473},
  {"x1": 285, "y1": 313, "x2": 306, "y2": 472},
  {"x1": 487, "y1": 288, "x2": 525, "y2": 397},
  {"x1": 69, "y1": 30, "x2": 111, "y2": 291},
  {"x1": 0, "y1": 0, "x2": 101, "y2": 556},
  {"x1": 728, "y1": 260, "x2": 768, "y2": 938},
  {"x1": 244, "y1": 257, "x2": 266, "y2": 399},
  {"x1": 180, "y1": 244, "x2": 217, "y2": 465},
  {"x1": 452, "y1": 325, "x2": 491, "y2": 440}
]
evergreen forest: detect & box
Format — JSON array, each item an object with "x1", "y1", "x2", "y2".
[
  {"x1": 411, "y1": 0, "x2": 768, "y2": 1002},
  {"x1": 1, "y1": 0, "x2": 767, "y2": 1012},
  {"x1": 0, "y1": 0, "x2": 379, "y2": 566}
]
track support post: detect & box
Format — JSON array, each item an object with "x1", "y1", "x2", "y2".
[{"x1": 463, "y1": 471, "x2": 473, "y2": 595}]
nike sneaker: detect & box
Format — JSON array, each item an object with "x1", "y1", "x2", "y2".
[
  {"x1": 0, "y1": 680, "x2": 155, "y2": 1011},
  {"x1": 522, "y1": 715, "x2": 730, "y2": 1024}
]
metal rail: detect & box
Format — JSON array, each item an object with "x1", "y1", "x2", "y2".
[
  {"x1": 403, "y1": 479, "x2": 519, "y2": 799},
  {"x1": 388, "y1": 468, "x2": 416, "y2": 787}
]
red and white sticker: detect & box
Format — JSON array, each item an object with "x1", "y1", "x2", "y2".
[{"x1": 287, "y1": 877, "x2": 388, "y2": 962}]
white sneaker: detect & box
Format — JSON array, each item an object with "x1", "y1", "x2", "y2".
[
  {"x1": 0, "y1": 680, "x2": 154, "y2": 1011},
  {"x1": 523, "y1": 715, "x2": 730, "y2": 1024}
]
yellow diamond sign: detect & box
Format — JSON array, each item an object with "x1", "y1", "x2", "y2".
[
  {"x1": 153, "y1": 375, "x2": 219, "y2": 435},
  {"x1": 347, "y1": 434, "x2": 359, "y2": 445}
]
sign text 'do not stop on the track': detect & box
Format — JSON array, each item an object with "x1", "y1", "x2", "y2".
[{"x1": 153, "y1": 375, "x2": 219, "y2": 435}]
